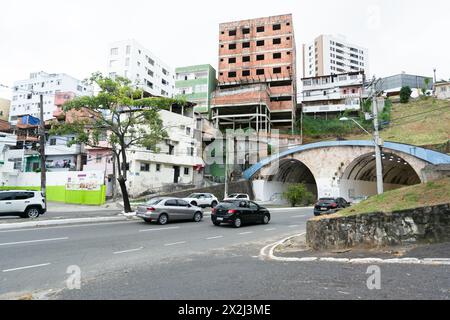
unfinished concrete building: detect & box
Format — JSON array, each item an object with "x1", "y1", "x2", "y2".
[{"x1": 211, "y1": 14, "x2": 297, "y2": 133}]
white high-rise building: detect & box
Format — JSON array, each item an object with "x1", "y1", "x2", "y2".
[
  {"x1": 9, "y1": 71, "x2": 93, "y2": 124},
  {"x1": 107, "y1": 39, "x2": 175, "y2": 98},
  {"x1": 303, "y1": 34, "x2": 369, "y2": 78}
]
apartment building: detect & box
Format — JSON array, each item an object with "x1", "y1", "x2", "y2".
[
  {"x1": 9, "y1": 71, "x2": 93, "y2": 125},
  {"x1": 0, "y1": 98, "x2": 10, "y2": 121},
  {"x1": 434, "y1": 81, "x2": 450, "y2": 100},
  {"x1": 303, "y1": 35, "x2": 369, "y2": 78},
  {"x1": 302, "y1": 71, "x2": 366, "y2": 117},
  {"x1": 107, "y1": 39, "x2": 175, "y2": 98},
  {"x1": 175, "y1": 65, "x2": 217, "y2": 116},
  {"x1": 211, "y1": 14, "x2": 297, "y2": 132}
]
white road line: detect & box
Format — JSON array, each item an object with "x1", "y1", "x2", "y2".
[
  {"x1": 206, "y1": 236, "x2": 224, "y2": 240},
  {"x1": 288, "y1": 225, "x2": 300, "y2": 228},
  {"x1": 0, "y1": 221, "x2": 136, "y2": 233},
  {"x1": 164, "y1": 241, "x2": 186, "y2": 246},
  {"x1": 113, "y1": 247, "x2": 144, "y2": 255},
  {"x1": 3, "y1": 263, "x2": 51, "y2": 273},
  {"x1": 0, "y1": 237, "x2": 69, "y2": 247},
  {"x1": 239, "y1": 232, "x2": 253, "y2": 235},
  {"x1": 291, "y1": 215, "x2": 306, "y2": 218},
  {"x1": 265, "y1": 228, "x2": 276, "y2": 231},
  {"x1": 139, "y1": 226, "x2": 180, "y2": 233}
]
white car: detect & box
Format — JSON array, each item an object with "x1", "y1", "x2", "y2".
[
  {"x1": 183, "y1": 193, "x2": 219, "y2": 208},
  {"x1": 223, "y1": 193, "x2": 250, "y2": 201},
  {"x1": 0, "y1": 190, "x2": 47, "y2": 218}
]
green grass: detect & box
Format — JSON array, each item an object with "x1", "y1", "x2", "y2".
[{"x1": 325, "y1": 178, "x2": 450, "y2": 218}]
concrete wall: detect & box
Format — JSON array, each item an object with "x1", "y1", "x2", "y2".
[
  {"x1": 339, "y1": 179, "x2": 407, "y2": 201},
  {"x1": 252, "y1": 179, "x2": 316, "y2": 202}
]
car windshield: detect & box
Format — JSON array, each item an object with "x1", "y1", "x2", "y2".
[
  {"x1": 216, "y1": 201, "x2": 238, "y2": 209},
  {"x1": 187, "y1": 194, "x2": 202, "y2": 199},
  {"x1": 146, "y1": 198, "x2": 163, "y2": 205},
  {"x1": 228, "y1": 194, "x2": 238, "y2": 198},
  {"x1": 318, "y1": 198, "x2": 336, "y2": 204}
]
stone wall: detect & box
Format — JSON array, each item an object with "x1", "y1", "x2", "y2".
[{"x1": 306, "y1": 204, "x2": 450, "y2": 250}]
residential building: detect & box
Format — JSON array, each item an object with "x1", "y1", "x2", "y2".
[
  {"x1": 434, "y1": 81, "x2": 450, "y2": 100},
  {"x1": 303, "y1": 34, "x2": 369, "y2": 78},
  {"x1": 125, "y1": 109, "x2": 205, "y2": 198},
  {"x1": 9, "y1": 71, "x2": 93, "y2": 125},
  {"x1": 0, "y1": 98, "x2": 10, "y2": 121},
  {"x1": 175, "y1": 65, "x2": 217, "y2": 116},
  {"x1": 377, "y1": 72, "x2": 433, "y2": 98},
  {"x1": 301, "y1": 71, "x2": 366, "y2": 117},
  {"x1": 211, "y1": 14, "x2": 297, "y2": 132},
  {"x1": 0, "y1": 132, "x2": 18, "y2": 185},
  {"x1": 107, "y1": 39, "x2": 175, "y2": 98}
]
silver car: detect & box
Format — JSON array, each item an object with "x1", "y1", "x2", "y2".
[{"x1": 136, "y1": 197, "x2": 203, "y2": 225}]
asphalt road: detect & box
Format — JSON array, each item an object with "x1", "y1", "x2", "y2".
[{"x1": 0, "y1": 207, "x2": 311, "y2": 299}]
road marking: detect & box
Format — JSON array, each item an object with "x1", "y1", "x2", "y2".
[
  {"x1": 113, "y1": 247, "x2": 144, "y2": 255},
  {"x1": 164, "y1": 241, "x2": 186, "y2": 246},
  {"x1": 239, "y1": 232, "x2": 253, "y2": 235},
  {"x1": 139, "y1": 226, "x2": 180, "y2": 233},
  {"x1": 264, "y1": 228, "x2": 276, "y2": 231},
  {"x1": 3, "y1": 263, "x2": 51, "y2": 273},
  {"x1": 291, "y1": 215, "x2": 306, "y2": 218},
  {"x1": 0, "y1": 237, "x2": 69, "y2": 247},
  {"x1": 288, "y1": 225, "x2": 300, "y2": 228},
  {"x1": 206, "y1": 236, "x2": 224, "y2": 240},
  {"x1": 0, "y1": 221, "x2": 136, "y2": 233}
]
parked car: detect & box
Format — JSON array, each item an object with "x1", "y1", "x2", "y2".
[
  {"x1": 182, "y1": 193, "x2": 218, "y2": 208},
  {"x1": 136, "y1": 197, "x2": 203, "y2": 225},
  {"x1": 223, "y1": 193, "x2": 250, "y2": 201},
  {"x1": 0, "y1": 190, "x2": 46, "y2": 219},
  {"x1": 313, "y1": 197, "x2": 351, "y2": 216},
  {"x1": 211, "y1": 200, "x2": 271, "y2": 228}
]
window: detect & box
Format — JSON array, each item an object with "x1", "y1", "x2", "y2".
[
  {"x1": 228, "y1": 57, "x2": 236, "y2": 63},
  {"x1": 228, "y1": 71, "x2": 236, "y2": 78},
  {"x1": 273, "y1": 52, "x2": 282, "y2": 59},
  {"x1": 242, "y1": 28, "x2": 250, "y2": 34},
  {"x1": 242, "y1": 70, "x2": 250, "y2": 77},
  {"x1": 256, "y1": 40, "x2": 265, "y2": 46},
  {"x1": 96, "y1": 155, "x2": 102, "y2": 163},
  {"x1": 126, "y1": 45, "x2": 131, "y2": 54},
  {"x1": 256, "y1": 54, "x2": 264, "y2": 61},
  {"x1": 257, "y1": 26, "x2": 265, "y2": 32},
  {"x1": 229, "y1": 43, "x2": 236, "y2": 50},
  {"x1": 125, "y1": 58, "x2": 130, "y2": 67},
  {"x1": 242, "y1": 56, "x2": 250, "y2": 62},
  {"x1": 256, "y1": 69, "x2": 264, "y2": 76},
  {"x1": 273, "y1": 24, "x2": 281, "y2": 30},
  {"x1": 165, "y1": 199, "x2": 178, "y2": 206},
  {"x1": 110, "y1": 48, "x2": 119, "y2": 55},
  {"x1": 177, "y1": 199, "x2": 189, "y2": 207},
  {"x1": 184, "y1": 168, "x2": 190, "y2": 175},
  {"x1": 273, "y1": 67, "x2": 282, "y2": 74},
  {"x1": 186, "y1": 127, "x2": 191, "y2": 136},
  {"x1": 140, "y1": 163, "x2": 150, "y2": 172},
  {"x1": 50, "y1": 138, "x2": 56, "y2": 146},
  {"x1": 229, "y1": 30, "x2": 236, "y2": 36},
  {"x1": 242, "y1": 42, "x2": 250, "y2": 48},
  {"x1": 156, "y1": 164, "x2": 161, "y2": 172},
  {"x1": 15, "y1": 192, "x2": 35, "y2": 200},
  {"x1": 273, "y1": 38, "x2": 281, "y2": 45}
]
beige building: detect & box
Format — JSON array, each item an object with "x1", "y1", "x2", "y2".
[
  {"x1": 0, "y1": 98, "x2": 10, "y2": 121},
  {"x1": 435, "y1": 81, "x2": 450, "y2": 100}
]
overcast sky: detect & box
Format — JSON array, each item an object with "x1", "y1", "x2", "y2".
[{"x1": 1, "y1": 0, "x2": 449, "y2": 99}]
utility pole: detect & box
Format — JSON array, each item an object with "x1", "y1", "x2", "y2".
[
  {"x1": 224, "y1": 136, "x2": 229, "y2": 199},
  {"x1": 372, "y1": 96, "x2": 384, "y2": 195},
  {"x1": 39, "y1": 94, "x2": 47, "y2": 200}
]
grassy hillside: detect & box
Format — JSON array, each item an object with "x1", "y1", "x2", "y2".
[{"x1": 333, "y1": 178, "x2": 450, "y2": 217}]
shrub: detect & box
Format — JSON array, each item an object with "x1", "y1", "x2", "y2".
[
  {"x1": 400, "y1": 86, "x2": 412, "y2": 103},
  {"x1": 283, "y1": 183, "x2": 314, "y2": 207}
]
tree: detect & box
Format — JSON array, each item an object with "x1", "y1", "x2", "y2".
[
  {"x1": 50, "y1": 73, "x2": 187, "y2": 213},
  {"x1": 422, "y1": 78, "x2": 431, "y2": 96},
  {"x1": 399, "y1": 86, "x2": 412, "y2": 103},
  {"x1": 283, "y1": 183, "x2": 314, "y2": 207}
]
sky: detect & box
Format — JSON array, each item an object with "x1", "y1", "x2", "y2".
[{"x1": 1, "y1": 0, "x2": 449, "y2": 99}]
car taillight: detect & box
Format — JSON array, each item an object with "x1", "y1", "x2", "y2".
[
  {"x1": 211, "y1": 208, "x2": 216, "y2": 215},
  {"x1": 147, "y1": 207, "x2": 155, "y2": 212},
  {"x1": 228, "y1": 209, "x2": 237, "y2": 215},
  {"x1": 331, "y1": 203, "x2": 337, "y2": 208}
]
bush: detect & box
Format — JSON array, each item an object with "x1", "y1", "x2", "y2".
[
  {"x1": 283, "y1": 183, "x2": 314, "y2": 207},
  {"x1": 400, "y1": 86, "x2": 412, "y2": 103}
]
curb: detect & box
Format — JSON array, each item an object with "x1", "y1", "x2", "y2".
[
  {"x1": 259, "y1": 234, "x2": 450, "y2": 266},
  {"x1": 0, "y1": 216, "x2": 136, "y2": 231}
]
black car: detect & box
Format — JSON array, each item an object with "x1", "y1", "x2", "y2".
[
  {"x1": 211, "y1": 200, "x2": 271, "y2": 228},
  {"x1": 314, "y1": 197, "x2": 351, "y2": 216}
]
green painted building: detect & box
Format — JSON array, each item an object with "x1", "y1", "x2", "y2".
[{"x1": 175, "y1": 64, "x2": 216, "y2": 116}]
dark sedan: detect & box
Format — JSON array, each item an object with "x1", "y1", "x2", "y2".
[
  {"x1": 211, "y1": 200, "x2": 271, "y2": 228},
  {"x1": 314, "y1": 197, "x2": 351, "y2": 216}
]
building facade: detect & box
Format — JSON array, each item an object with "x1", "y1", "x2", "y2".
[
  {"x1": 377, "y1": 73, "x2": 433, "y2": 98},
  {"x1": 107, "y1": 39, "x2": 175, "y2": 98},
  {"x1": 434, "y1": 81, "x2": 450, "y2": 100},
  {"x1": 303, "y1": 35, "x2": 369, "y2": 78},
  {"x1": 175, "y1": 65, "x2": 216, "y2": 116},
  {"x1": 9, "y1": 71, "x2": 92, "y2": 125},
  {"x1": 301, "y1": 71, "x2": 366, "y2": 116},
  {"x1": 0, "y1": 98, "x2": 10, "y2": 121},
  {"x1": 211, "y1": 14, "x2": 297, "y2": 132}
]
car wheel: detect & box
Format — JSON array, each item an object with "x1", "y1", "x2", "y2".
[
  {"x1": 314, "y1": 213, "x2": 320, "y2": 217},
  {"x1": 143, "y1": 218, "x2": 152, "y2": 223},
  {"x1": 191, "y1": 201, "x2": 198, "y2": 207},
  {"x1": 211, "y1": 201, "x2": 218, "y2": 208},
  {"x1": 193, "y1": 212, "x2": 202, "y2": 222},
  {"x1": 233, "y1": 217, "x2": 242, "y2": 228},
  {"x1": 213, "y1": 221, "x2": 221, "y2": 226},
  {"x1": 262, "y1": 214, "x2": 270, "y2": 224},
  {"x1": 24, "y1": 207, "x2": 40, "y2": 219},
  {"x1": 158, "y1": 213, "x2": 169, "y2": 225}
]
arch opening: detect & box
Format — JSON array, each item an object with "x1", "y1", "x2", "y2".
[{"x1": 340, "y1": 152, "x2": 422, "y2": 201}]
